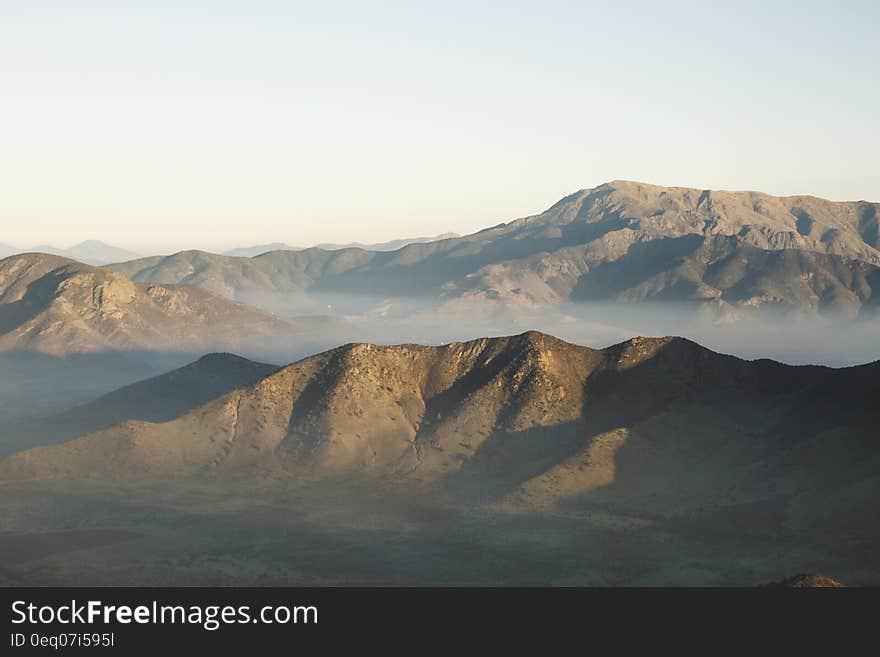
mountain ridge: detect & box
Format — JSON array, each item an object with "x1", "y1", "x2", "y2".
[
  {"x1": 222, "y1": 232, "x2": 460, "y2": 257},
  {"x1": 3, "y1": 330, "x2": 877, "y2": 527},
  {"x1": 0, "y1": 240, "x2": 140, "y2": 266},
  {"x1": 105, "y1": 181, "x2": 880, "y2": 317}
]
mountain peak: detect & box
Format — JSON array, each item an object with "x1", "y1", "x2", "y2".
[
  {"x1": 193, "y1": 352, "x2": 258, "y2": 366},
  {"x1": 180, "y1": 352, "x2": 281, "y2": 379},
  {"x1": 611, "y1": 335, "x2": 717, "y2": 364},
  {"x1": 506, "y1": 329, "x2": 570, "y2": 351}
]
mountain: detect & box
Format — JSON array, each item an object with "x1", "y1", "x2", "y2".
[
  {"x1": 222, "y1": 233, "x2": 459, "y2": 258},
  {"x1": 106, "y1": 249, "x2": 320, "y2": 312},
  {"x1": 107, "y1": 182, "x2": 880, "y2": 317},
  {"x1": 3, "y1": 330, "x2": 878, "y2": 586},
  {"x1": 57, "y1": 240, "x2": 142, "y2": 265},
  {"x1": 0, "y1": 253, "x2": 341, "y2": 357},
  {"x1": 3, "y1": 353, "x2": 278, "y2": 456},
  {"x1": 223, "y1": 243, "x2": 301, "y2": 257},
  {"x1": 4, "y1": 240, "x2": 140, "y2": 265},
  {"x1": 4, "y1": 331, "x2": 877, "y2": 540},
  {"x1": 315, "y1": 232, "x2": 460, "y2": 251}
]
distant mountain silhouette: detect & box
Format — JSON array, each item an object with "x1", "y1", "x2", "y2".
[
  {"x1": 222, "y1": 242, "x2": 302, "y2": 257},
  {"x1": 315, "y1": 232, "x2": 460, "y2": 251},
  {"x1": 3, "y1": 240, "x2": 140, "y2": 265},
  {"x1": 222, "y1": 233, "x2": 459, "y2": 258}
]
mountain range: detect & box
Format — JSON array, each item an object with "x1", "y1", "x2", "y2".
[
  {"x1": 105, "y1": 181, "x2": 880, "y2": 318},
  {"x1": 3, "y1": 181, "x2": 879, "y2": 585},
  {"x1": 222, "y1": 233, "x2": 459, "y2": 257},
  {"x1": 0, "y1": 240, "x2": 140, "y2": 266},
  {"x1": 3, "y1": 331, "x2": 876, "y2": 538}
]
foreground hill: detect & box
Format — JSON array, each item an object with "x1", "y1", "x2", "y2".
[
  {"x1": 107, "y1": 182, "x2": 880, "y2": 316},
  {"x1": 3, "y1": 353, "x2": 278, "y2": 456},
  {"x1": 0, "y1": 253, "x2": 341, "y2": 356},
  {"x1": 3, "y1": 331, "x2": 877, "y2": 537}
]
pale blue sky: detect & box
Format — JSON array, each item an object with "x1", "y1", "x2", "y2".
[{"x1": 1, "y1": 1, "x2": 877, "y2": 252}]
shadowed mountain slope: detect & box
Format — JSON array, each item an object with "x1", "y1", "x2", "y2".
[
  {"x1": 3, "y1": 353, "x2": 278, "y2": 456},
  {"x1": 106, "y1": 182, "x2": 880, "y2": 316}
]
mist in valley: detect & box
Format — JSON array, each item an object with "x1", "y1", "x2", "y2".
[{"x1": 278, "y1": 292, "x2": 880, "y2": 368}]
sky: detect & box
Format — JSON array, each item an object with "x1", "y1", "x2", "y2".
[{"x1": 1, "y1": 1, "x2": 878, "y2": 254}]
